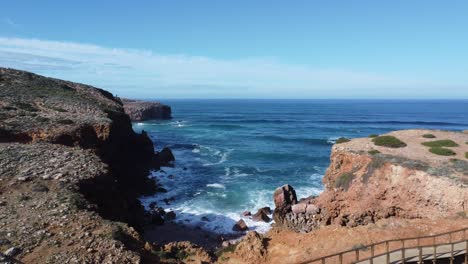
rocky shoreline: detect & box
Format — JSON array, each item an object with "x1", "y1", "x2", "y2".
[{"x1": 0, "y1": 68, "x2": 211, "y2": 263}]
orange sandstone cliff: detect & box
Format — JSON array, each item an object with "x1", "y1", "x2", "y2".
[{"x1": 221, "y1": 130, "x2": 468, "y2": 263}]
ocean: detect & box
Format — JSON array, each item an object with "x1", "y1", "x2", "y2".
[{"x1": 135, "y1": 99, "x2": 468, "y2": 234}]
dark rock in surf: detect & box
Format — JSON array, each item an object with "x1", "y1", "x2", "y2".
[
  {"x1": 164, "y1": 211, "x2": 176, "y2": 221},
  {"x1": 242, "y1": 211, "x2": 251, "y2": 217},
  {"x1": 252, "y1": 210, "x2": 271, "y2": 223},
  {"x1": 232, "y1": 219, "x2": 249, "y2": 231},
  {"x1": 154, "y1": 147, "x2": 175, "y2": 166},
  {"x1": 258, "y1": 207, "x2": 272, "y2": 215}
]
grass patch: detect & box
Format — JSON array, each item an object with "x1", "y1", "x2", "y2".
[
  {"x1": 422, "y1": 140, "x2": 459, "y2": 148},
  {"x1": 335, "y1": 172, "x2": 354, "y2": 190},
  {"x1": 351, "y1": 243, "x2": 368, "y2": 251},
  {"x1": 336, "y1": 137, "x2": 350, "y2": 144},
  {"x1": 457, "y1": 211, "x2": 467, "y2": 218},
  {"x1": 429, "y1": 147, "x2": 456, "y2": 156},
  {"x1": 16, "y1": 102, "x2": 39, "y2": 112},
  {"x1": 372, "y1": 136, "x2": 407, "y2": 148},
  {"x1": 68, "y1": 193, "x2": 88, "y2": 210},
  {"x1": 465, "y1": 152, "x2": 468, "y2": 159},
  {"x1": 31, "y1": 183, "x2": 49, "y2": 193},
  {"x1": 49, "y1": 106, "x2": 67, "y2": 112},
  {"x1": 422, "y1": 134, "x2": 436, "y2": 138},
  {"x1": 216, "y1": 243, "x2": 238, "y2": 258},
  {"x1": 368, "y1": 149, "x2": 380, "y2": 155},
  {"x1": 36, "y1": 116, "x2": 50, "y2": 123},
  {"x1": 368, "y1": 134, "x2": 378, "y2": 138},
  {"x1": 57, "y1": 119, "x2": 74, "y2": 125}
]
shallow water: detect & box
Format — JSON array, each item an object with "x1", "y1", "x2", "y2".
[{"x1": 136, "y1": 99, "x2": 468, "y2": 234}]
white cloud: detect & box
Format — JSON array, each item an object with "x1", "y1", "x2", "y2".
[{"x1": 0, "y1": 37, "x2": 465, "y2": 98}]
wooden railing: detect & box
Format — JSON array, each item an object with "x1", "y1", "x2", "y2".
[{"x1": 300, "y1": 227, "x2": 468, "y2": 264}]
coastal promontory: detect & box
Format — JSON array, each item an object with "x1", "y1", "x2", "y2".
[
  {"x1": 122, "y1": 98, "x2": 172, "y2": 121},
  {"x1": 221, "y1": 129, "x2": 468, "y2": 263}
]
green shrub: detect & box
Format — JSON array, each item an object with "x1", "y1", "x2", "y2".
[
  {"x1": 429, "y1": 147, "x2": 456, "y2": 156},
  {"x1": 216, "y1": 243, "x2": 238, "y2": 258},
  {"x1": 335, "y1": 173, "x2": 354, "y2": 190},
  {"x1": 422, "y1": 134, "x2": 436, "y2": 138},
  {"x1": 351, "y1": 243, "x2": 368, "y2": 251},
  {"x1": 422, "y1": 140, "x2": 459, "y2": 148},
  {"x1": 368, "y1": 134, "x2": 378, "y2": 138},
  {"x1": 368, "y1": 150, "x2": 380, "y2": 155},
  {"x1": 372, "y1": 136, "x2": 407, "y2": 148},
  {"x1": 465, "y1": 152, "x2": 468, "y2": 159},
  {"x1": 336, "y1": 137, "x2": 350, "y2": 144}
]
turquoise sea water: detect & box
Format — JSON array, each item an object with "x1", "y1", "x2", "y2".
[{"x1": 135, "y1": 100, "x2": 468, "y2": 234}]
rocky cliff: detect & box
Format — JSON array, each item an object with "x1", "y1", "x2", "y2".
[
  {"x1": 273, "y1": 129, "x2": 468, "y2": 232},
  {"x1": 122, "y1": 99, "x2": 171, "y2": 121},
  {"x1": 0, "y1": 68, "x2": 164, "y2": 263}
]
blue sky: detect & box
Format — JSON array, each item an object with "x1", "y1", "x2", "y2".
[{"x1": 1, "y1": 0, "x2": 467, "y2": 98}]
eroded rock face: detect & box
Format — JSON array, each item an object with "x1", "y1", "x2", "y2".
[
  {"x1": 232, "y1": 231, "x2": 267, "y2": 263},
  {"x1": 122, "y1": 99, "x2": 171, "y2": 121},
  {"x1": 273, "y1": 184, "x2": 298, "y2": 226}
]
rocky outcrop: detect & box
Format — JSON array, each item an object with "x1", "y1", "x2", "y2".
[
  {"x1": 233, "y1": 219, "x2": 249, "y2": 231},
  {"x1": 122, "y1": 98, "x2": 171, "y2": 121},
  {"x1": 229, "y1": 231, "x2": 267, "y2": 263},
  {"x1": 0, "y1": 68, "x2": 167, "y2": 263},
  {"x1": 274, "y1": 129, "x2": 468, "y2": 233}
]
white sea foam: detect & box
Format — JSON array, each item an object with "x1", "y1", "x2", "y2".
[
  {"x1": 202, "y1": 149, "x2": 232, "y2": 166},
  {"x1": 136, "y1": 122, "x2": 144, "y2": 126},
  {"x1": 192, "y1": 148, "x2": 200, "y2": 153},
  {"x1": 295, "y1": 186, "x2": 323, "y2": 199},
  {"x1": 327, "y1": 136, "x2": 340, "y2": 144},
  {"x1": 206, "y1": 183, "x2": 226, "y2": 189}
]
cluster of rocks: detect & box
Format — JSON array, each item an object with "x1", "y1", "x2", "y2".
[
  {"x1": 122, "y1": 98, "x2": 171, "y2": 121},
  {"x1": 232, "y1": 207, "x2": 272, "y2": 232},
  {"x1": 272, "y1": 184, "x2": 325, "y2": 233},
  {"x1": 147, "y1": 202, "x2": 177, "y2": 225}
]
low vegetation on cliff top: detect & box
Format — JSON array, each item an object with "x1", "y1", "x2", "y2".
[
  {"x1": 429, "y1": 147, "x2": 456, "y2": 156},
  {"x1": 372, "y1": 135, "x2": 407, "y2": 148},
  {"x1": 422, "y1": 139, "x2": 459, "y2": 148},
  {"x1": 335, "y1": 137, "x2": 351, "y2": 144},
  {"x1": 368, "y1": 149, "x2": 380, "y2": 155},
  {"x1": 422, "y1": 133, "x2": 436, "y2": 138}
]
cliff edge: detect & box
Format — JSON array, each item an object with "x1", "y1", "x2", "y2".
[{"x1": 122, "y1": 99, "x2": 171, "y2": 121}]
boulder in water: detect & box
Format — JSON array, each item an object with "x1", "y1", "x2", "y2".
[
  {"x1": 154, "y1": 147, "x2": 175, "y2": 166},
  {"x1": 252, "y1": 210, "x2": 271, "y2": 222},
  {"x1": 232, "y1": 219, "x2": 249, "y2": 231}
]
